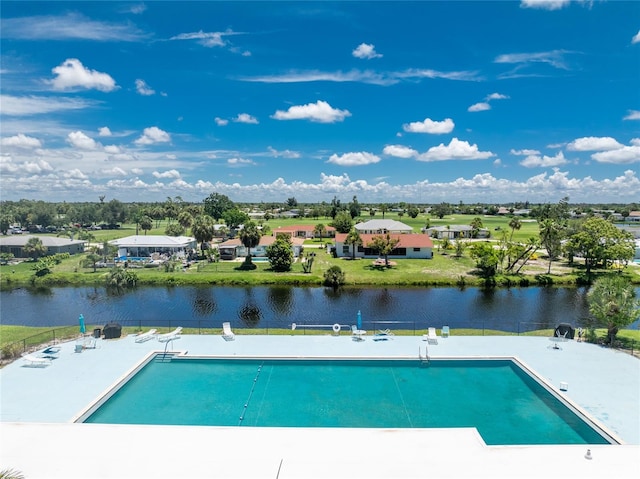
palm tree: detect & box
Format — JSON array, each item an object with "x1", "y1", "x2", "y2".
[
  {"x1": 587, "y1": 276, "x2": 640, "y2": 344},
  {"x1": 313, "y1": 223, "x2": 327, "y2": 240},
  {"x1": 239, "y1": 221, "x2": 261, "y2": 262},
  {"x1": 344, "y1": 228, "x2": 362, "y2": 260},
  {"x1": 191, "y1": 215, "x2": 216, "y2": 254},
  {"x1": 508, "y1": 217, "x2": 522, "y2": 241},
  {"x1": 23, "y1": 237, "x2": 46, "y2": 260}
]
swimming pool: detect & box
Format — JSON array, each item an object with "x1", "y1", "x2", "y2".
[{"x1": 80, "y1": 356, "x2": 612, "y2": 446}]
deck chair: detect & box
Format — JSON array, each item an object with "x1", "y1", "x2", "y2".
[
  {"x1": 222, "y1": 322, "x2": 235, "y2": 341},
  {"x1": 442, "y1": 326, "x2": 450, "y2": 338},
  {"x1": 425, "y1": 327, "x2": 439, "y2": 345},
  {"x1": 351, "y1": 325, "x2": 367, "y2": 341},
  {"x1": 135, "y1": 329, "x2": 157, "y2": 343},
  {"x1": 157, "y1": 327, "x2": 183, "y2": 343},
  {"x1": 22, "y1": 353, "x2": 52, "y2": 367}
]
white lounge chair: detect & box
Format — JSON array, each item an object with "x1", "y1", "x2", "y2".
[
  {"x1": 135, "y1": 328, "x2": 157, "y2": 343},
  {"x1": 424, "y1": 327, "x2": 438, "y2": 345},
  {"x1": 22, "y1": 353, "x2": 52, "y2": 367},
  {"x1": 222, "y1": 322, "x2": 235, "y2": 341},
  {"x1": 157, "y1": 327, "x2": 183, "y2": 343},
  {"x1": 351, "y1": 325, "x2": 366, "y2": 341}
]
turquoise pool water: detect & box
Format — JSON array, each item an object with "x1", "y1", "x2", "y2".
[{"x1": 82, "y1": 358, "x2": 610, "y2": 445}]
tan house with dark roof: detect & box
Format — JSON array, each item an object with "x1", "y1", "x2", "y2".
[{"x1": 273, "y1": 224, "x2": 336, "y2": 239}]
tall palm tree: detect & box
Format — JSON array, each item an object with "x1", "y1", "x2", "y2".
[
  {"x1": 508, "y1": 217, "x2": 522, "y2": 241},
  {"x1": 191, "y1": 215, "x2": 216, "y2": 254},
  {"x1": 344, "y1": 228, "x2": 362, "y2": 260},
  {"x1": 239, "y1": 221, "x2": 261, "y2": 262}
]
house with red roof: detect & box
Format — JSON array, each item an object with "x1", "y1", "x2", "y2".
[{"x1": 334, "y1": 233, "x2": 433, "y2": 260}]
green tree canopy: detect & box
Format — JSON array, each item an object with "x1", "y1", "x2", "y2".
[
  {"x1": 344, "y1": 228, "x2": 363, "y2": 260},
  {"x1": 23, "y1": 237, "x2": 47, "y2": 260},
  {"x1": 203, "y1": 192, "x2": 234, "y2": 222},
  {"x1": 323, "y1": 265, "x2": 346, "y2": 288},
  {"x1": 265, "y1": 234, "x2": 293, "y2": 272},
  {"x1": 191, "y1": 214, "x2": 216, "y2": 253},
  {"x1": 331, "y1": 210, "x2": 354, "y2": 234},
  {"x1": 367, "y1": 233, "x2": 400, "y2": 267},
  {"x1": 587, "y1": 276, "x2": 640, "y2": 344},
  {"x1": 239, "y1": 221, "x2": 261, "y2": 260},
  {"x1": 222, "y1": 208, "x2": 250, "y2": 231}
]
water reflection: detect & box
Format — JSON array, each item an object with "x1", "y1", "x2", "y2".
[{"x1": 1, "y1": 285, "x2": 638, "y2": 333}]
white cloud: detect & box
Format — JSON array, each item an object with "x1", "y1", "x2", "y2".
[
  {"x1": 0, "y1": 94, "x2": 93, "y2": 116},
  {"x1": 135, "y1": 79, "x2": 155, "y2": 96},
  {"x1": 631, "y1": 138, "x2": 640, "y2": 146},
  {"x1": 591, "y1": 146, "x2": 640, "y2": 164},
  {"x1": 98, "y1": 127, "x2": 112, "y2": 137},
  {"x1": 48, "y1": 59, "x2": 118, "y2": 92},
  {"x1": 468, "y1": 102, "x2": 490, "y2": 112},
  {"x1": 215, "y1": 117, "x2": 229, "y2": 126},
  {"x1": 134, "y1": 126, "x2": 171, "y2": 145},
  {"x1": 633, "y1": 31, "x2": 640, "y2": 44},
  {"x1": 0, "y1": 12, "x2": 148, "y2": 41},
  {"x1": 327, "y1": 152, "x2": 381, "y2": 166},
  {"x1": 567, "y1": 137, "x2": 624, "y2": 151},
  {"x1": 104, "y1": 145, "x2": 121, "y2": 154},
  {"x1": 268, "y1": 146, "x2": 301, "y2": 159},
  {"x1": 494, "y1": 50, "x2": 572, "y2": 70},
  {"x1": 486, "y1": 93, "x2": 509, "y2": 100},
  {"x1": 272, "y1": 101, "x2": 351, "y2": 123},
  {"x1": 352, "y1": 43, "x2": 383, "y2": 59},
  {"x1": 1, "y1": 134, "x2": 42, "y2": 149},
  {"x1": 520, "y1": 0, "x2": 570, "y2": 10},
  {"x1": 233, "y1": 113, "x2": 259, "y2": 124},
  {"x1": 510, "y1": 148, "x2": 541, "y2": 156},
  {"x1": 519, "y1": 151, "x2": 568, "y2": 168},
  {"x1": 63, "y1": 168, "x2": 88, "y2": 179},
  {"x1": 403, "y1": 118, "x2": 455, "y2": 134},
  {"x1": 153, "y1": 169, "x2": 181, "y2": 179},
  {"x1": 23, "y1": 159, "x2": 54, "y2": 174},
  {"x1": 623, "y1": 110, "x2": 640, "y2": 121},
  {"x1": 227, "y1": 157, "x2": 257, "y2": 167},
  {"x1": 171, "y1": 30, "x2": 227, "y2": 47},
  {"x1": 67, "y1": 131, "x2": 99, "y2": 150},
  {"x1": 418, "y1": 138, "x2": 494, "y2": 161},
  {"x1": 383, "y1": 145, "x2": 418, "y2": 158}
]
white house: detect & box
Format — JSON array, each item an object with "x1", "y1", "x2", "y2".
[
  {"x1": 0, "y1": 235, "x2": 86, "y2": 258},
  {"x1": 273, "y1": 224, "x2": 336, "y2": 239},
  {"x1": 108, "y1": 235, "x2": 197, "y2": 260},
  {"x1": 354, "y1": 219, "x2": 413, "y2": 235},
  {"x1": 334, "y1": 233, "x2": 433, "y2": 259},
  {"x1": 218, "y1": 236, "x2": 304, "y2": 260},
  {"x1": 424, "y1": 225, "x2": 490, "y2": 239}
]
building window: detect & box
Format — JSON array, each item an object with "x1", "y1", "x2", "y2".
[
  {"x1": 342, "y1": 245, "x2": 350, "y2": 254},
  {"x1": 413, "y1": 247, "x2": 421, "y2": 252}
]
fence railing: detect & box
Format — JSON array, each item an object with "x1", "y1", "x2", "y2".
[{"x1": 3, "y1": 321, "x2": 636, "y2": 363}]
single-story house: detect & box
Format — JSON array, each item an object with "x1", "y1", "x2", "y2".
[
  {"x1": 108, "y1": 235, "x2": 197, "y2": 260},
  {"x1": 218, "y1": 236, "x2": 304, "y2": 260},
  {"x1": 424, "y1": 225, "x2": 490, "y2": 239},
  {"x1": 0, "y1": 235, "x2": 87, "y2": 258},
  {"x1": 627, "y1": 211, "x2": 640, "y2": 222},
  {"x1": 335, "y1": 233, "x2": 433, "y2": 259},
  {"x1": 273, "y1": 224, "x2": 336, "y2": 239},
  {"x1": 354, "y1": 219, "x2": 413, "y2": 234}
]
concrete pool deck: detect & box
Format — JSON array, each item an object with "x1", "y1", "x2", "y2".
[{"x1": 1, "y1": 333, "x2": 639, "y2": 478}]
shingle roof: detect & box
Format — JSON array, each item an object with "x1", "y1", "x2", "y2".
[
  {"x1": 0, "y1": 234, "x2": 86, "y2": 247},
  {"x1": 354, "y1": 219, "x2": 413, "y2": 232},
  {"x1": 335, "y1": 233, "x2": 433, "y2": 248}
]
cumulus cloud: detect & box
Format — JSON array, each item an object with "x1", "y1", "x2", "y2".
[
  {"x1": 567, "y1": 137, "x2": 624, "y2": 151},
  {"x1": 271, "y1": 101, "x2": 351, "y2": 123},
  {"x1": 135, "y1": 79, "x2": 155, "y2": 96},
  {"x1": 268, "y1": 146, "x2": 301, "y2": 159},
  {"x1": 486, "y1": 93, "x2": 509, "y2": 100},
  {"x1": 519, "y1": 151, "x2": 568, "y2": 168},
  {"x1": 227, "y1": 157, "x2": 257, "y2": 167},
  {"x1": 327, "y1": 152, "x2": 381, "y2": 166},
  {"x1": 418, "y1": 138, "x2": 494, "y2": 161},
  {"x1": 468, "y1": 103, "x2": 490, "y2": 112},
  {"x1": 98, "y1": 127, "x2": 112, "y2": 137},
  {"x1": 67, "y1": 131, "x2": 99, "y2": 150},
  {"x1": 403, "y1": 118, "x2": 455, "y2": 134},
  {"x1": 232, "y1": 113, "x2": 258, "y2": 124},
  {"x1": 104, "y1": 145, "x2": 121, "y2": 154},
  {"x1": 511, "y1": 148, "x2": 541, "y2": 156},
  {"x1": 215, "y1": 117, "x2": 229, "y2": 126},
  {"x1": 48, "y1": 58, "x2": 118, "y2": 92},
  {"x1": 623, "y1": 110, "x2": 640, "y2": 120},
  {"x1": 134, "y1": 126, "x2": 170, "y2": 145},
  {"x1": 520, "y1": 0, "x2": 570, "y2": 10},
  {"x1": 591, "y1": 146, "x2": 640, "y2": 164},
  {"x1": 153, "y1": 169, "x2": 181, "y2": 179},
  {"x1": 0, "y1": 94, "x2": 93, "y2": 116},
  {"x1": 383, "y1": 145, "x2": 418, "y2": 158},
  {"x1": 352, "y1": 43, "x2": 383, "y2": 59},
  {"x1": 1, "y1": 134, "x2": 42, "y2": 149}
]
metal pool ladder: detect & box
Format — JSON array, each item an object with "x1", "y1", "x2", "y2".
[{"x1": 419, "y1": 345, "x2": 430, "y2": 365}]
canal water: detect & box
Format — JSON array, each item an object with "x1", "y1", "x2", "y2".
[{"x1": 2, "y1": 285, "x2": 638, "y2": 333}]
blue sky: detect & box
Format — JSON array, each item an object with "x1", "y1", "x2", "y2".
[{"x1": 1, "y1": 0, "x2": 639, "y2": 204}]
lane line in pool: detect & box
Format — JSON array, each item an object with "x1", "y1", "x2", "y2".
[
  {"x1": 238, "y1": 361, "x2": 265, "y2": 426},
  {"x1": 390, "y1": 366, "x2": 414, "y2": 428}
]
